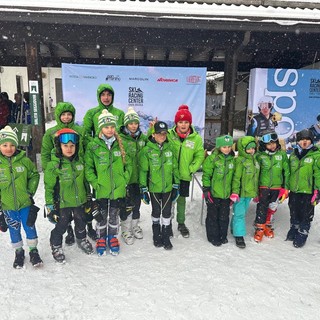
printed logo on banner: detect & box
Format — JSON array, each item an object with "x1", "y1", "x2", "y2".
[
  {"x1": 186, "y1": 75, "x2": 201, "y2": 85},
  {"x1": 128, "y1": 87, "x2": 144, "y2": 106},
  {"x1": 105, "y1": 75, "x2": 121, "y2": 81},
  {"x1": 309, "y1": 78, "x2": 320, "y2": 98},
  {"x1": 129, "y1": 77, "x2": 149, "y2": 81},
  {"x1": 157, "y1": 77, "x2": 178, "y2": 83}
]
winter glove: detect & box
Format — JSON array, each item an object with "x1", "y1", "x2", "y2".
[
  {"x1": 26, "y1": 204, "x2": 40, "y2": 227},
  {"x1": 230, "y1": 193, "x2": 240, "y2": 203},
  {"x1": 125, "y1": 185, "x2": 135, "y2": 211},
  {"x1": 278, "y1": 188, "x2": 289, "y2": 204},
  {"x1": 311, "y1": 190, "x2": 320, "y2": 206},
  {"x1": 141, "y1": 187, "x2": 150, "y2": 205},
  {"x1": 46, "y1": 205, "x2": 60, "y2": 224},
  {"x1": 91, "y1": 200, "x2": 104, "y2": 223},
  {"x1": 202, "y1": 187, "x2": 214, "y2": 205},
  {"x1": 0, "y1": 210, "x2": 8, "y2": 232},
  {"x1": 171, "y1": 184, "x2": 180, "y2": 203},
  {"x1": 84, "y1": 194, "x2": 94, "y2": 222}
]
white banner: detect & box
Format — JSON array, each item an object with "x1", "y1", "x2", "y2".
[{"x1": 62, "y1": 64, "x2": 206, "y2": 135}]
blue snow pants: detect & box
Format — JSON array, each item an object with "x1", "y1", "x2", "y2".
[{"x1": 231, "y1": 197, "x2": 251, "y2": 237}]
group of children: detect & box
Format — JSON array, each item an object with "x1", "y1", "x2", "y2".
[{"x1": 0, "y1": 82, "x2": 319, "y2": 269}]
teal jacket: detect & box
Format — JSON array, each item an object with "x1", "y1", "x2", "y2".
[
  {"x1": 83, "y1": 84, "x2": 124, "y2": 144},
  {"x1": 139, "y1": 138, "x2": 180, "y2": 193},
  {"x1": 41, "y1": 102, "x2": 85, "y2": 170},
  {"x1": 44, "y1": 153, "x2": 89, "y2": 209},
  {"x1": 232, "y1": 136, "x2": 260, "y2": 198},
  {"x1": 85, "y1": 136, "x2": 132, "y2": 200},
  {"x1": 119, "y1": 126, "x2": 147, "y2": 185},
  {"x1": 202, "y1": 148, "x2": 235, "y2": 199},
  {"x1": 0, "y1": 150, "x2": 39, "y2": 211},
  {"x1": 167, "y1": 126, "x2": 204, "y2": 181},
  {"x1": 289, "y1": 146, "x2": 320, "y2": 194},
  {"x1": 256, "y1": 148, "x2": 290, "y2": 189}
]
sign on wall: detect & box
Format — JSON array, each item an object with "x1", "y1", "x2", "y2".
[
  {"x1": 29, "y1": 80, "x2": 41, "y2": 125},
  {"x1": 62, "y1": 64, "x2": 207, "y2": 135}
]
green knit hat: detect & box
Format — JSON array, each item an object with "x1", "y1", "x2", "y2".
[
  {"x1": 0, "y1": 125, "x2": 18, "y2": 147},
  {"x1": 98, "y1": 109, "x2": 116, "y2": 130},
  {"x1": 216, "y1": 135, "x2": 233, "y2": 148},
  {"x1": 245, "y1": 141, "x2": 256, "y2": 150},
  {"x1": 124, "y1": 107, "x2": 140, "y2": 126}
]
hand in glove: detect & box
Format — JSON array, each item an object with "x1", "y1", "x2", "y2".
[
  {"x1": 278, "y1": 188, "x2": 289, "y2": 203},
  {"x1": 253, "y1": 196, "x2": 260, "y2": 203},
  {"x1": 311, "y1": 190, "x2": 320, "y2": 206},
  {"x1": 27, "y1": 204, "x2": 40, "y2": 227},
  {"x1": 0, "y1": 210, "x2": 8, "y2": 232},
  {"x1": 46, "y1": 205, "x2": 60, "y2": 224},
  {"x1": 141, "y1": 187, "x2": 150, "y2": 205},
  {"x1": 91, "y1": 201, "x2": 104, "y2": 223},
  {"x1": 171, "y1": 184, "x2": 180, "y2": 202},
  {"x1": 202, "y1": 187, "x2": 214, "y2": 205},
  {"x1": 230, "y1": 193, "x2": 240, "y2": 203}
]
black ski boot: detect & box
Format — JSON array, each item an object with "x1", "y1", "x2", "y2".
[
  {"x1": 65, "y1": 224, "x2": 75, "y2": 246},
  {"x1": 87, "y1": 223, "x2": 97, "y2": 241},
  {"x1": 13, "y1": 248, "x2": 25, "y2": 269},
  {"x1": 51, "y1": 245, "x2": 66, "y2": 263},
  {"x1": 235, "y1": 236, "x2": 246, "y2": 249},
  {"x1": 178, "y1": 223, "x2": 190, "y2": 238},
  {"x1": 77, "y1": 238, "x2": 94, "y2": 255},
  {"x1": 152, "y1": 223, "x2": 163, "y2": 248},
  {"x1": 29, "y1": 248, "x2": 43, "y2": 267},
  {"x1": 162, "y1": 225, "x2": 173, "y2": 250}
]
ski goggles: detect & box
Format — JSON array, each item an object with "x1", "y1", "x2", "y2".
[
  {"x1": 260, "y1": 133, "x2": 278, "y2": 143},
  {"x1": 59, "y1": 133, "x2": 79, "y2": 144}
]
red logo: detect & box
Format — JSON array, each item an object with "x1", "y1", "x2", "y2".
[{"x1": 186, "y1": 76, "x2": 201, "y2": 84}]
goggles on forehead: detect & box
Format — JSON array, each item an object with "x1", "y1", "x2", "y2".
[
  {"x1": 59, "y1": 133, "x2": 79, "y2": 144},
  {"x1": 260, "y1": 133, "x2": 278, "y2": 144}
]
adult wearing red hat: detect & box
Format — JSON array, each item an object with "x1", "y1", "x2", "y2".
[{"x1": 168, "y1": 105, "x2": 205, "y2": 237}]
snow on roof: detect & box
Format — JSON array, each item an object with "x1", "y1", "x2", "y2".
[{"x1": 1, "y1": 0, "x2": 320, "y2": 26}]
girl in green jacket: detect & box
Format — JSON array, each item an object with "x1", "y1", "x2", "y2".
[
  {"x1": 85, "y1": 110, "x2": 132, "y2": 256},
  {"x1": 202, "y1": 135, "x2": 235, "y2": 246},
  {"x1": 0, "y1": 126, "x2": 42, "y2": 269},
  {"x1": 44, "y1": 128, "x2": 94, "y2": 263}
]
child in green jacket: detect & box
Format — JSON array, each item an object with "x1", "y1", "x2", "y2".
[
  {"x1": 0, "y1": 126, "x2": 42, "y2": 268},
  {"x1": 287, "y1": 129, "x2": 320, "y2": 248},
  {"x1": 139, "y1": 121, "x2": 180, "y2": 250},
  {"x1": 119, "y1": 107, "x2": 147, "y2": 245},
  {"x1": 44, "y1": 128, "x2": 93, "y2": 263},
  {"x1": 202, "y1": 135, "x2": 235, "y2": 246},
  {"x1": 85, "y1": 110, "x2": 132, "y2": 256}
]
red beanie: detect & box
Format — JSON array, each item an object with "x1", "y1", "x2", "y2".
[{"x1": 175, "y1": 105, "x2": 192, "y2": 124}]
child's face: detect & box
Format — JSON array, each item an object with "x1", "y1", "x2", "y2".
[
  {"x1": 101, "y1": 126, "x2": 116, "y2": 138},
  {"x1": 61, "y1": 141, "x2": 76, "y2": 158},
  {"x1": 246, "y1": 148, "x2": 256, "y2": 155},
  {"x1": 127, "y1": 122, "x2": 139, "y2": 133},
  {"x1": 0, "y1": 142, "x2": 16, "y2": 157},
  {"x1": 153, "y1": 132, "x2": 167, "y2": 144},
  {"x1": 298, "y1": 138, "x2": 312, "y2": 149},
  {"x1": 100, "y1": 91, "x2": 113, "y2": 107},
  {"x1": 60, "y1": 112, "x2": 73, "y2": 124},
  {"x1": 176, "y1": 121, "x2": 190, "y2": 134},
  {"x1": 220, "y1": 145, "x2": 232, "y2": 155},
  {"x1": 266, "y1": 141, "x2": 277, "y2": 152}
]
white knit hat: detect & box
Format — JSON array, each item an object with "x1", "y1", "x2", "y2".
[
  {"x1": 124, "y1": 107, "x2": 140, "y2": 126},
  {"x1": 98, "y1": 109, "x2": 117, "y2": 130},
  {"x1": 0, "y1": 126, "x2": 18, "y2": 147}
]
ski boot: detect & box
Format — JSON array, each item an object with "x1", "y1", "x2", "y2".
[
  {"x1": 235, "y1": 236, "x2": 246, "y2": 249},
  {"x1": 162, "y1": 225, "x2": 173, "y2": 250},
  {"x1": 132, "y1": 219, "x2": 143, "y2": 239},
  {"x1": 286, "y1": 224, "x2": 299, "y2": 241},
  {"x1": 96, "y1": 238, "x2": 107, "y2": 256},
  {"x1": 152, "y1": 223, "x2": 163, "y2": 248},
  {"x1": 221, "y1": 238, "x2": 228, "y2": 244},
  {"x1": 51, "y1": 245, "x2": 66, "y2": 263},
  {"x1": 293, "y1": 229, "x2": 308, "y2": 248},
  {"x1": 65, "y1": 224, "x2": 75, "y2": 246},
  {"x1": 254, "y1": 224, "x2": 265, "y2": 243},
  {"x1": 77, "y1": 239, "x2": 94, "y2": 255},
  {"x1": 178, "y1": 223, "x2": 190, "y2": 238},
  {"x1": 264, "y1": 218, "x2": 274, "y2": 238},
  {"x1": 107, "y1": 235, "x2": 120, "y2": 256},
  {"x1": 13, "y1": 248, "x2": 25, "y2": 269},
  {"x1": 87, "y1": 223, "x2": 97, "y2": 241},
  {"x1": 29, "y1": 248, "x2": 43, "y2": 267},
  {"x1": 121, "y1": 219, "x2": 134, "y2": 245}
]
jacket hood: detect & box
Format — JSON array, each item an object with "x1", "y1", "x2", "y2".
[
  {"x1": 237, "y1": 136, "x2": 256, "y2": 158},
  {"x1": 97, "y1": 84, "x2": 115, "y2": 108},
  {"x1": 55, "y1": 102, "x2": 76, "y2": 128}
]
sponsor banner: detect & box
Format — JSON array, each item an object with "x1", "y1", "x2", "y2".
[
  {"x1": 62, "y1": 64, "x2": 206, "y2": 135},
  {"x1": 248, "y1": 68, "x2": 320, "y2": 149}
]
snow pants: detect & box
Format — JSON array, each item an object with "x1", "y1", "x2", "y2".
[
  {"x1": 255, "y1": 188, "x2": 279, "y2": 224},
  {"x1": 231, "y1": 197, "x2": 251, "y2": 237},
  {"x1": 175, "y1": 180, "x2": 190, "y2": 224},
  {"x1": 4, "y1": 206, "x2": 38, "y2": 249},
  {"x1": 150, "y1": 191, "x2": 172, "y2": 226},
  {"x1": 120, "y1": 183, "x2": 141, "y2": 221}
]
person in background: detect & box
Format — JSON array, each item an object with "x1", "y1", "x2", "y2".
[
  {"x1": 286, "y1": 129, "x2": 320, "y2": 248},
  {"x1": 13, "y1": 93, "x2": 31, "y2": 124},
  {"x1": 202, "y1": 135, "x2": 235, "y2": 246},
  {"x1": 0, "y1": 93, "x2": 10, "y2": 129},
  {"x1": 1, "y1": 92, "x2": 15, "y2": 123},
  {"x1": 309, "y1": 114, "x2": 320, "y2": 145},
  {"x1": 0, "y1": 126, "x2": 42, "y2": 268}
]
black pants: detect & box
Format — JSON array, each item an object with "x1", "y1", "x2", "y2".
[
  {"x1": 205, "y1": 198, "x2": 230, "y2": 243},
  {"x1": 150, "y1": 192, "x2": 172, "y2": 220},
  {"x1": 120, "y1": 183, "x2": 141, "y2": 221},
  {"x1": 255, "y1": 188, "x2": 279, "y2": 224},
  {"x1": 50, "y1": 206, "x2": 86, "y2": 246},
  {"x1": 288, "y1": 192, "x2": 314, "y2": 232}
]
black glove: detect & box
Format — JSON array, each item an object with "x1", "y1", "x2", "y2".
[
  {"x1": 91, "y1": 201, "x2": 104, "y2": 223},
  {"x1": 202, "y1": 187, "x2": 214, "y2": 205},
  {"x1": 26, "y1": 204, "x2": 40, "y2": 227},
  {"x1": 46, "y1": 205, "x2": 60, "y2": 224},
  {"x1": 0, "y1": 210, "x2": 8, "y2": 232},
  {"x1": 141, "y1": 187, "x2": 150, "y2": 205},
  {"x1": 171, "y1": 184, "x2": 180, "y2": 202},
  {"x1": 125, "y1": 185, "x2": 135, "y2": 210},
  {"x1": 84, "y1": 194, "x2": 94, "y2": 222}
]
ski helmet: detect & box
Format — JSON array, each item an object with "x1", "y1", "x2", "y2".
[
  {"x1": 296, "y1": 129, "x2": 314, "y2": 143},
  {"x1": 258, "y1": 96, "x2": 273, "y2": 110}
]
